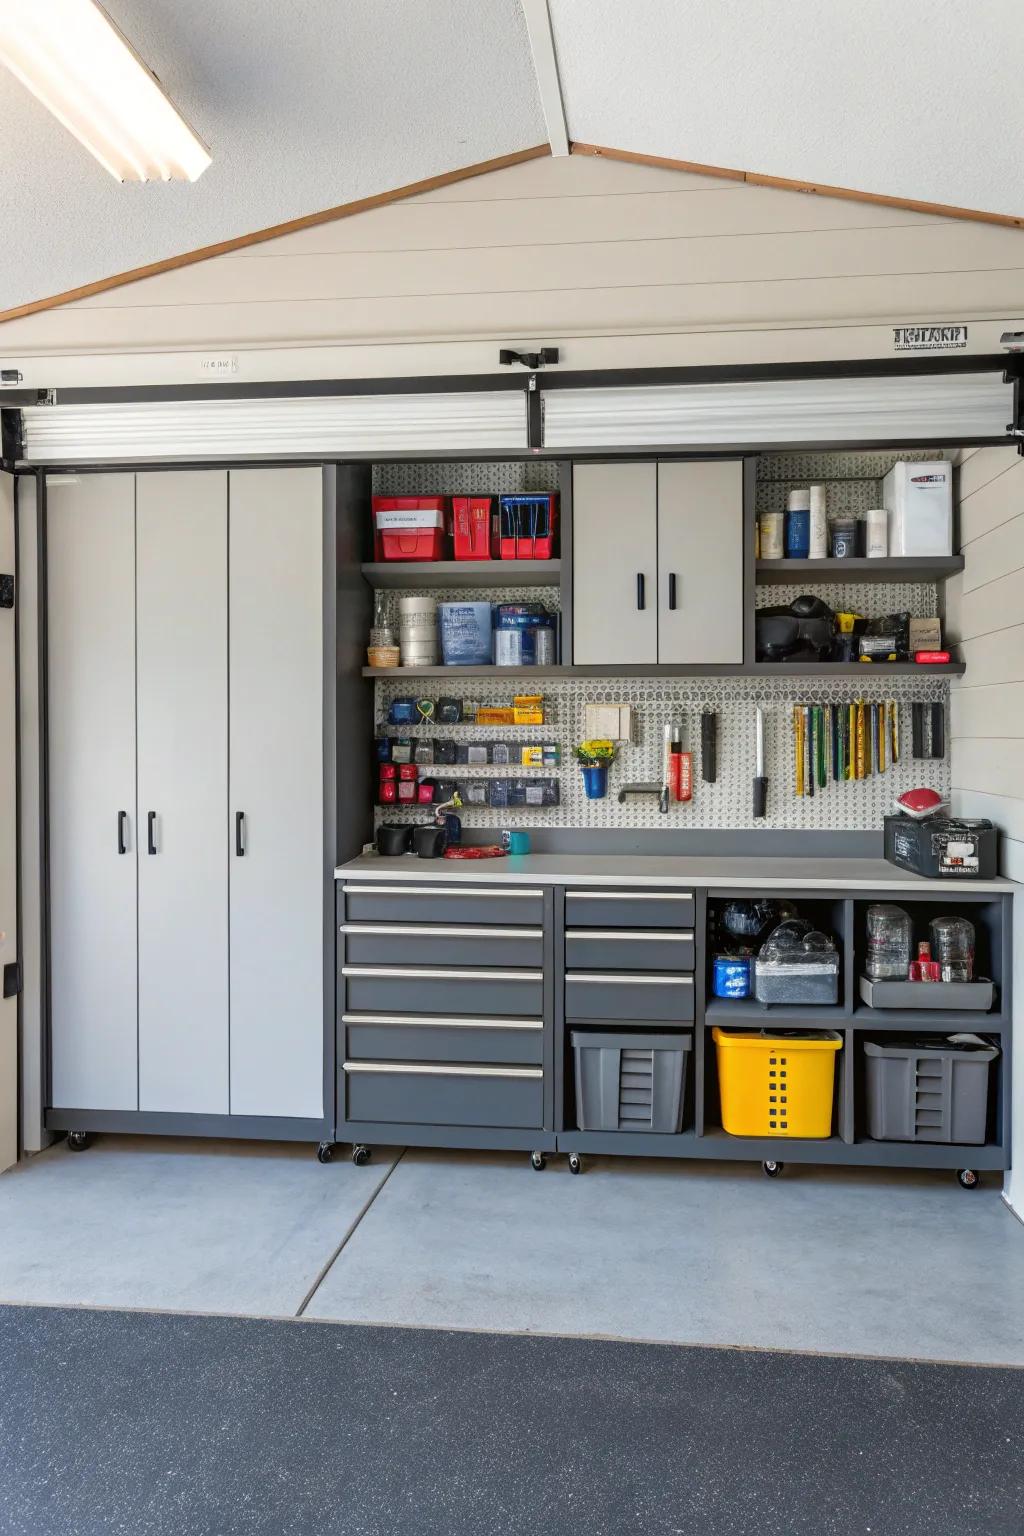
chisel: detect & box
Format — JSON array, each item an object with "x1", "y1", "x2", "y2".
[
  {"x1": 805, "y1": 705, "x2": 814, "y2": 798},
  {"x1": 816, "y1": 705, "x2": 826, "y2": 789},
  {"x1": 871, "y1": 702, "x2": 880, "y2": 776},
  {"x1": 890, "y1": 700, "x2": 899, "y2": 764},
  {"x1": 794, "y1": 706, "x2": 804, "y2": 797}
]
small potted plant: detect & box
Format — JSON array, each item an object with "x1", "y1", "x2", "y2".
[{"x1": 574, "y1": 738, "x2": 617, "y2": 800}]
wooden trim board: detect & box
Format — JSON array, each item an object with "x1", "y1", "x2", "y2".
[
  {"x1": 572, "y1": 143, "x2": 1024, "y2": 231},
  {"x1": 0, "y1": 145, "x2": 551, "y2": 326}
]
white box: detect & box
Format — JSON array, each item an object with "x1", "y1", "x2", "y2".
[{"x1": 882, "y1": 461, "x2": 953, "y2": 556}]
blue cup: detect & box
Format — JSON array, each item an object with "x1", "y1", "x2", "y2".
[
  {"x1": 502, "y1": 830, "x2": 531, "y2": 854},
  {"x1": 785, "y1": 508, "x2": 810, "y2": 558}
]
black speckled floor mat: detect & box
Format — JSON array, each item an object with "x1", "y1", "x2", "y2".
[{"x1": 0, "y1": 1305, "x2": 1020, "y2": 1536}]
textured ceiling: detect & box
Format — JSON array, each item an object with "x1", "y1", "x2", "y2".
[
  {"x1": 0, "y1": 0, "x2": 545, "y2": 312},
  {"x1": 1, "y1": 0, "x2": 1022, "y2": 317},
  {"x1": 550, "y1": 0, "x2": 1024, "y2": 218}
]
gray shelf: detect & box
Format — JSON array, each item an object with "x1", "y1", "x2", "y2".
[
  {"x1": 850, "y1": 1003, "x2": 1006, "y2": 1031},
  {"x1": 756, "y1": 556, "x2": 964, "y2": 586},
  {"x1": 364, "y1": 661, "x2": 966, "y2": 678},
  {"x1": 704, "y1": 999, "x2": 848, "y2": 1024},
  {"x1": 363, "y1": 560, "x2": 561, "y2": 589}
]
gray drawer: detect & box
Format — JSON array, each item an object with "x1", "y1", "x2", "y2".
[
  {"x1": 564, "y1": 889, "x2": 694, "y2": 930},
  {"x1": 343, "y1": 1014, "x2": 544, "y2": 1066},
  {"x1": 342, "y1": 884, "x2": 544, "y2": 926},
  {"x1": 565, "y1": 971, "x2": 695, "y2": 1023},
  {"x1": 342, "y1": 965, "x2": 543, "y2": 1018},
  {"x1": 343, "y1": 1061, "x2": 544, "y2": 1128},
  {"x1": 341, "y1": 923, "x2": 543, "y2": 969},
  {"x1": 565, "y1": 929, "x2": 695, "y2": 973}
]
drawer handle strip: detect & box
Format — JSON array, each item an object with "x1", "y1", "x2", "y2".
[
  {"x1": 342, "y1": 966, "x2": 543, "y2": 981},
  {"x1": 342, "y1": 886, "x2": 543, "y2": 898},
  {"x1": 343, "y1": 1061, "x2": 543, "y2": 1080},
  {"x1": 567, "y1": 930, "x2": 694, "y2": 942},
  {"x1": 567, "y1": 972, "x2": 693, "y2": 986},
  {"x1": 568, "y1": 891, "x2": 692, "y2": 902},
  {"x1": 340, "y1": 924, "x2": 542, "y2": 938},
  {"x1": 342, "y1": 1013, "x2": 543, "y2": 1031}
]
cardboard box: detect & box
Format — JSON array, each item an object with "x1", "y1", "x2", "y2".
[{"x1": 909, "y1": 616, "x2": 942, "y2": 652}]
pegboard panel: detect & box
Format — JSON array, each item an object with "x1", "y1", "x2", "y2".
[
  {"x1": 372, "y1": 461, "x2": 559, "y2": 496},
  {"x1": 375, "y1": 673, "x2": 950, "y2": 832},
  {"x1": 755, "y1": 582, "x2": 937, "y2": 619},
  {"x1": 374, "y1": 585, "x2": 560, "y2": 617}
]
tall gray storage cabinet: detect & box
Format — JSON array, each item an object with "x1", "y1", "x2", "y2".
[{"x1": 45, "y1": 466, "x2": 343, "y2": 1141}]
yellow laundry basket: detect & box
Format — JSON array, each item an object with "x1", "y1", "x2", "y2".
[{"x1": 712, "y1": 1027, "x2": 842, "y2": 1138}]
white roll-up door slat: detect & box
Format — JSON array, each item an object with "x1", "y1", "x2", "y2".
[
  {"x1": 542, "y1": 373, "x2": 1011, "y2": 448},
  {"x1": 20, "y1": 391, "x2": 528, "y2": 461}
]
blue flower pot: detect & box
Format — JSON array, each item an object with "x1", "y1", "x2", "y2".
[{"x1": 581, "y1": 763, "x2": 609, "y2": 799}]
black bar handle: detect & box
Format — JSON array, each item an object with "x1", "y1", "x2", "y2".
[
  {"x1": 668, "y1": 572, "x2": 678, "y2": 610},
  {"x1": 117, "y1": 810, "x2": 127, "y2": 856},
  {"x1": 147, "y1": 811, "x2": 157, "y2": 855},
  {"x1": 752, "y1": 776, "x2": 768, "y2": 820},
  {"x1": 636, "y1": 573, "x2": 645, "y2": 611},
  {"x1": 235, "y1": 810, "x2": 245, "y2": 857}
]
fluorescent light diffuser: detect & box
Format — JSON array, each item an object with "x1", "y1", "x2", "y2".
[{"x1": 0, "y1": 0, "x2": 211, "y2": 181}]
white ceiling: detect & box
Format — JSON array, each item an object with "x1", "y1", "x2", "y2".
[
  {"x1": 550, "y1": 0, "x2": 1024, "y2": 219},
  {"x1": 1, "y1": 0, "x2": 1022, "y2": 316},
  {"x1": 0, "y1": 0, "x2": 545, "y2": 312}
]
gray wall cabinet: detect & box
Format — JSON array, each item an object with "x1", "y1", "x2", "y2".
[
  {"x1": 572, "y1": 460, "x2": 744, "y2": 666},
  {"x1": 46, "y1": 467, "x2": 331, "y2": 1134}
]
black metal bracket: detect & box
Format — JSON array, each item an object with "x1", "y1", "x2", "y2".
[
  {"x1": 0, "y1": 574, "x2": 12, "y2": 609},
  {"x1": 1003, "y1": 358, "x2": 1024, "y2": 453},
  {"x1": 499, "y1": 347, "x2": 559, "y2": 370},
  {"x1": 3, "y1": 962, "x2": 20, "y2": 999}
]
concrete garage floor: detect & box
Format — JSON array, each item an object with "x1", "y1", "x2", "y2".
[{"x1": 1, "y1": 1137, "x2": 1023, "y2": 1366}]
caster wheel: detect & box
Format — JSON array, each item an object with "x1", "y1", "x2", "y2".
[
  {"x1": 568, "y1": 1153, "x2": 583, "y2": 1175},
  {"x1": 530, "y1": 1151, "x2": 546, "y2": 1171},
  {"x1": 316, "y1": 1142, "x2": 334, "y2": 1164},
  {"x1": 352, "y1": 1145, "x2": 371, "y2": 1167},
  {"x1": 957, "y1": 1168, "x2": 979, "y2": 1189},
  {"x1": 66, "y1": 1131, "x2": 90, "y2": 1152},
  {"x1": 762, "y1": 1160, "x2": 784, "y2": 1178}
]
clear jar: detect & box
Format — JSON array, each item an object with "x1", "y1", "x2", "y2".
[
  {"x1": 929, "y1": 916, "x2": 975, "y2": 982},
  {"x1": 866, "y1": 903, "x2": 913, "y2": 980}
]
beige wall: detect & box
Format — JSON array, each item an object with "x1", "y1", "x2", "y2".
[
  {"x1": 947, "y1": 447, "x2": 1024, "y2": 1209},
  {"x1": 2, "y1": 154, "x2": 1024, "y2": 387}
]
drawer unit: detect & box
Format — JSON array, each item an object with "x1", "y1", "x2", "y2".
[
  {"x1": 340, "y1": 923, "x2": 543, "y2": 969},
  {"x1": 565, "y1": 971, "x2": 695, "y2": 1023},
  {"x1": 343, "y1": 1013, "x2": 544, "y2": 1066},
  {"x1": 564, "y1": 889, "x2": 694, "y2": 930},
  {"x1": 342, "y1": 1061, "x2": 544, "y2": 1128},
  {"x1": 341, "y1": 884, "x2": 544, "y2": 926},
  {"x1": 565, "y1": 928, "x2": 695, "y2": 973},
  {"x1": 342, "y1": 965, "x2": 543, "y2": 1018}
]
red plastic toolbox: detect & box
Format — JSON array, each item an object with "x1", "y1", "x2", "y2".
[
  {"x1": 452, "y1": 497, "x2": 495, "y2": 560},
  {"x1": 497, "y1": 495, "x2": 557, "y2": 560},
  {"x1": 372, "y1": 497, "x2": 448, "y2": 561}
]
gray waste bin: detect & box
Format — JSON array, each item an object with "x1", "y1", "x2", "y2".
[
  {"x1": 572, "y1": 1031, "x2": 691, "y2": 1133},
  {"x1": 863, "y1": 1037, "x2": 998, "y2": 1145}
]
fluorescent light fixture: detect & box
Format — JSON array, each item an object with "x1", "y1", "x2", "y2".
[{"x1": 0, "y1": 0, "x2": 211, "y2": 181}]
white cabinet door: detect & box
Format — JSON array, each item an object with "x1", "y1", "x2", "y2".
[
  {"x1": 47, "y1": 474, "x2": 138, "y2": 1110},
  {"x1": 657, "y1": 460, "x2": 745, "y2": 665},
  {"x1": 228, "y1": 468, "x2": 324, "y2": 1120},
  {"x1": 573, "y1": 462, "x2": 657, "y2": 664},
  {"x1": 136, "y1": 472, "x2": 229, "y2": 1113},
  {"x1": 0, "y1": 475, "x2": 17, "y2": 1169}
]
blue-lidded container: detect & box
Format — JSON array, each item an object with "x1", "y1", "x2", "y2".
[{"x1": 712, "y1": 954, "x2": 753, "y2": 999}]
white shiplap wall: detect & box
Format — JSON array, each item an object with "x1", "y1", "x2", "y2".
[
  {"x1": 2, "y1": 154, "x2": 1024, "y2": 382},
  {"x1": 947, "y1": 447, "x2": 1024, "y2": 1211}
]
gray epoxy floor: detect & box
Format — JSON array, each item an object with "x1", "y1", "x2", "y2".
[{"x1": 2, "y1": 1137, "x2": 1023, "y2": 1364}]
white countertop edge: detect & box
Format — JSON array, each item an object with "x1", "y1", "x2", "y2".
[{"x1": 335, "y1": 853, "x2": 1013, "y2": 895}]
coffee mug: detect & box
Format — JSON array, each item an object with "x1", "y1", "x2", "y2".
[{"x1": 501, "y1": 830, "x2": 531, "y2": 855}]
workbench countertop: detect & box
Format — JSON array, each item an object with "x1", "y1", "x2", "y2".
[{"x1": 335, "y1": 852, "x2": 1013, "y2": 894}]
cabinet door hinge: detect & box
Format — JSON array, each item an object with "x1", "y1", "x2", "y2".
[{"x1": 3, "y1": 962, "x2": 21, "y2": 999}]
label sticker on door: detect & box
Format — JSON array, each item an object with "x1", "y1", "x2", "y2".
[{"x1": 892, "y1": 325, "x2": 968, "y2": 351}]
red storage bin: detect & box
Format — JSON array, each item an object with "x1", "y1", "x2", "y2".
[
  {"x1": 452, "y1": 497, "x2": 495, "y2": 560},
  {"x1": 372, "y1": 497, "x2": 448, "y2": 561},
  {"x1": 497, "y1": 495, "x2": 558, "y2": 560}
]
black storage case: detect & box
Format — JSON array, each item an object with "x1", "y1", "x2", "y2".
[{"x1": 884, "y1": 815, "x2": 998, "y2": 880}]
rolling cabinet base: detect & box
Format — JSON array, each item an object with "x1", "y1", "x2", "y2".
[
  {"x1": 555, "y1": 1129, "x2": 1008, "y2": 1170},
  {"x1": 342, "y1": 1122, "x2": 557, "y2": 1154}
]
